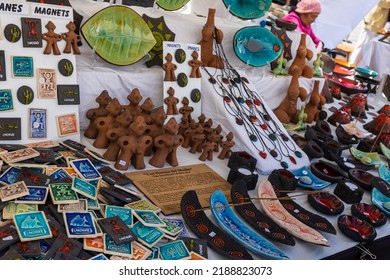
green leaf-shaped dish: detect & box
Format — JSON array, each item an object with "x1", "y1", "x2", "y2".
[
  {"x1": 156, "y1": 0, "x2": 190, "y2": 11},
  {"x1": 81, "y1": 6, "x2": 156, "y2": 66},
  {"x1": 349, "y1": 146, "x2": 382, "y2": 167}
]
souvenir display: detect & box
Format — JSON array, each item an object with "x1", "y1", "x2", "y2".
[
  {"x1": 81, "y1": 6, "x2": 156, "y2": 66},
  {"x1": 210, "y1": 190, "x2": 290, "y2": 260}
]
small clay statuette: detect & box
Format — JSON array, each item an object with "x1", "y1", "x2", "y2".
[
  {"x1": 84, "y1": 90, "x2": 112, "y2": 139},
  {"x1": 162, "y1": 53, "x2": 177, "y2": 81},
  {"x1": 188, "y1": 51, "x2": 203, "y2": 78},
  {"x1": 115, "y1": 116, "x2": 152, "y2": 170},
  {"x1": 208, "y1": 124, "x2": 223, "y2": 152},
  {"x1": 62, "y1": 21, "x2": 81, "y2": 55},
  {"x1": 288, "y1": 34, "x2": 313, "y2": 79},
  {"x1": 198, "y1": 8, "x2": 224, "y2": 69},
  {"x1": 178, "y1": 115, "x2": 189, "y2": 136},
  {"x1": 104, "y1": 109, "x2": 133, "y2": 161},
  {"x1": 144, "y1": 107, "x2": 167, "y2": 156},
  {"x1": 182, "y1": 119, "x2": 197, "y2": 148},
  {"x1": 164, "y1": 87, "x2": 179, "y2": 115},
  {"x1": 123, "y1": 88, "x2": 143, "y2": 119},
  {"x1": 199, "y1": 141, "x2": 217, "y2": 161},
  {"x1": 93, "y1": 98, "x2": 122, "y2": 149},
  {"x1": 218, "y1": 132, "x2": 235, "y2": 159},
  {"x1": 140, "y1": 97, "x2": 155, "y2": 125},
  {"x1": 274, "y1": 67, "x2": 307, "y2": 124},
  {"x1": 304, "y1": 80, "x2": 326, "y2": 123},
  {"x1": 189, "y1": 124, "x2": 206, "y2": 154},
  {"x1": 42, "y1": 21, "x2": 62, "y2": 55},
  {"x1": 179, "y1": 97, "x2": 194, "y2": 122},
  {"x1": 149, "y1": 117, "x2": 184, "y2": 168}
]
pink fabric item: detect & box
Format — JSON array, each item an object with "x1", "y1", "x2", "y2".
[
  {"x1": 295, "y1": 0, "x2": 321, "y2": 14},
  {"x1": 282, "y1": 12, "x2": 321, "y2": 47}
]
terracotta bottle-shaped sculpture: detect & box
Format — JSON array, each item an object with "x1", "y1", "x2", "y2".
[
  {"x1": 144, "y1": 107, "x2": 167, "y2": 156},
  {"x1": 288, "y1": 34, "x2": 313, "y2": 78},
  {"x1": 189, "y1": 124, "x2": 206, "y2": 154},
  {"x1": 104, "y1": 109, "x2": 133, "y2": 161},
  {"x1": 304, "y1": 80, "x2": 326, "y2": 123},
  {"x1": 218, "y1": 132, "x2": 235, "y2": 159},
  {"x1": 274, "y1": 67, "x2": 307, "y2": 124},
  {"x1": 149, "y1": 117, "x2": 183, "y2": 168},
  {"x1": 140, "y1": 97, "x2": 155, "y2": 125},
  {"x1": 123, "y1": 88, "x2": 143, "y2": 119},
  {"x1": 115, "y1": 116, "x2": 152, "y2": 170},
  {"x1": 84, "y1": 90, "x2": 112, "y2": 139},
  {"x1": 182, "y1": 119, "x2": 197, "y2": 148},
  {"x1": 198, "y1": 8, "x2": 224, "y2": 69},
  {"x1": 93, "y1": 98, "x2": 122, "y2": 149}
]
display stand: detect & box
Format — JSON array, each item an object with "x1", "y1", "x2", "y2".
[{"x1": 0, "y1": 2, "x2": 80, "y2": 144}]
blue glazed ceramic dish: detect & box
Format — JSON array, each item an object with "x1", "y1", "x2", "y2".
[
  {"x1": 355, "y1": 67, "x2": 378, "y2": 79},
  {"x1": 233, "y1": 26, "x2": 282, "y2": 67},
  {"x1": 210, "y1": 190, "x2": 289, "y2": 260},
  {"x1": 379, "y1": 164, "x2": 390, "y2": 184},
  {"x1": 291, "y1": 166, "x2": 331, "y2": 190},
  {"x1": 371, "y1": 187, "x2": 390, "y2": 216},
  {"x1": 223, "y1": 0, "x2": 272, "y2": 19}
]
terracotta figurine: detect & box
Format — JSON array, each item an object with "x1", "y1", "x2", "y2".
[
  {"x1": 162, "y1": 53, "x2": 177, "y2": 81},
  {"x1": 199, "y1": 141, "x2": 217, "y2": 161},
  {"x1": 123, "y1": 88, "x2": 143, "y2": 119},
  {"x1": 164, "y1": 87, "x2": 179, "y2": 115},
  {"x1": 304, "y1": 80, "x2": 326, "y2": 123},
  {"x1": 188, "y1": 51, "x2": 203, "y2": 78},
  {"x1": 62, "y1": 21, "x2": 81, "y2": 55},
  {"x1": 84, "y1": 90, "x2": 112, "y2": 139},
  {"x1": 179, "y1": 97, "x2": 194, "y2": 122},
  {"x1": 189, "y1": 124, "x2": 206, "y2": 154},
  {"x1": 140, "y1": 97, "x2": 155, "y2": 125},
  {"x1": 42, "y1": 21, "x2": 62, "y2": 55},
  {"x1": 218, "y1": 132, "x2": 235, "y2": 159},
  {"x1": 288, "y1": 34, "x2": 313, "y2": 79}
]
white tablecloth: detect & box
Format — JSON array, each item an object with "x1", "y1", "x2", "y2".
[{"x1": 361, "y1": 35, "x2": 390, "y2": 81}]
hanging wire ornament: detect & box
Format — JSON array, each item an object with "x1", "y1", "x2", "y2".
[{"x1": 202, "y1": 32, "x2": 306, "y2": 170}]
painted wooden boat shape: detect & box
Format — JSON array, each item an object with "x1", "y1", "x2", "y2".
[
  {"x1": 210, "y1": 190, "x2": 289, "y2": 260},
  {"x1": 257, "y1": 180, "x2": 330, "y2": 246}
]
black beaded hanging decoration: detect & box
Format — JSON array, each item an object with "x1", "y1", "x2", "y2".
[{"x1": 202, "y1": 31, "x2": 303, "y2": 169}]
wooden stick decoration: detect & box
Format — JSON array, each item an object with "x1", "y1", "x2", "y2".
[
  {"x1": 370, "y1": 118, "x2": 388, "y2": 153},
  {"x1": 196, "y1": 196, "x2": 294, "y2": 212}
]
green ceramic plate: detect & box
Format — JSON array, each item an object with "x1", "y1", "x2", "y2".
[
  {"x1": 81, "y1": 6, "x2": 156, "y2": 66},
  {"x1": 156, "y1": 0, "x2": 190, "y2": 11}
]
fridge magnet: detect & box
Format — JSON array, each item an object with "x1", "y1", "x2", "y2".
[
  {"x1": 29, "y1": 108, "x2": 47, "y2": 139},
  {"x1": 4, "y1": 24, "x2": 21, "y2": 43},
  {"x1": 13, "y1": 211, "x2": 52, "y2": 242},
  {"x1": 42, "y1": 21, "x2": 62, "y2": 55},
  {"x1": 37, "y1": 68, "x2": 57, "y2": 99},
  {"x1": 21, "y1": 17, "x2": 42, "y2": 48},
  {"x1": 12, "y1": 56, "x2": 34, "y2": 78},
  {"x1": 57, "y1": 84, "x2": 80, "y2": 105},
  {"x1": 56, "y1": 112, "x2": 78, "y2": 137},
  {"x1": 17, "y1": 85, "x2": 34, "y2": 105},
  {"x1": 58, "y1": 58, "x2": 73, "y2": 76},
  {"x1": 0, "y1": 118, "x2": 21, "y2": 140},
  {"x1": 0, "y1": 89, "x2": 14, "y2": 112},
  {"x1": 62, "y1": 21, "x2": 81, "y2": 55}
]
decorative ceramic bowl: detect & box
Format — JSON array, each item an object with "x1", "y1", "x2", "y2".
[
  {"x1": 337, "y1": 215, "x2": 377, "y2": 242},
  {"x1": 380, "y1": 142, "x2": 390, "y2": 160},
  {"x1": 155, "y1": 0, "x2": 190, "y2": 11},
  {"x1": 310, "y1": 161, "x2": 348, "y2": 184},
  {"x1": 210, "y1": 190, "x2": 290, "y2": 259},
  {"x1": 324, "y1": 74, "x2": 368, "y2": 95},
  {"x1": 351, "y1": 203, "x2": 387, "y2": 227},
  {"x1": 355, "y1": 67, "x2": 378, "y2": 79},
  {"x1": 372, "y1": 187, "x2": 390, "y2": 216},
  {"x1": 257, "y1": 180, "x2": 330, "y2": 246},
  {"x1": 334, "y1": 180, "x2": 364, "y2": 204},
  {"x1": 371, "y1": 177, "x2": 390, "y2": 197},
  {"x1": 341, "y1": 123, "x2": 371, "y2": 139},
  {"x1": 378, "y1": 164, "x2": 390, "y2": 184},
  {"x1": 330, "y1": 153, "x2": 373, "y2": 172},
  {"x1": 291, "y1": 166, "x2": 331, "y2": 190},
  {"x1": 308, "y1": 191, "x2": 345, "y2": 215},
  {"x1": 233, "y1": 26, "x2": 282, "y2": 67},
  {"x1": 335, "y1": 125, "x2": 358, "y2": 145},
  {"x1": 348, "y1": 168, "x2": 375, "y2": 191},
  {"x1": 223, "y1": 0, "x2": 272, "y2": 20}
]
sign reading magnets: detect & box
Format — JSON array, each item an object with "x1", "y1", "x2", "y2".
[{"x1": 191, "y1": 88, "x2": 201, "y2": 103}]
